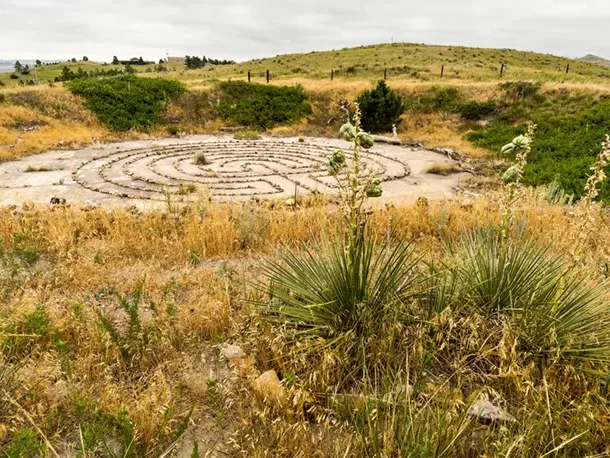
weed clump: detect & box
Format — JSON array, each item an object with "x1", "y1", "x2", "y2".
[
  {"x1": 193, "y1": 151, "x2": 208, "y2": 165},
  {"x1": 426, "y1": 161, "x2": 462, "y2": 175}
]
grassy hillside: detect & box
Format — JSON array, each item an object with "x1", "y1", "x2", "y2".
[
  {"x1": 192, "y1": 42, "x2": 610, "y2": 85},
  {"x1": 3, "y1": 42, "x2": 610, "y2": 89}
]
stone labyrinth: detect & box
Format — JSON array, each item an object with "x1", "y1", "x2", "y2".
[{"x1": 73, "y1": 139, "x2": 410, "y2": 201}]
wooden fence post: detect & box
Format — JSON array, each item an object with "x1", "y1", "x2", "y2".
[
  {"x1": 500, "y1": 63, "x2": 504, "y2": 77},
  {"x1": 331, "y1": 69, "x2": 334, "y2": 81},
  {"x1": 248, "y1": 71, "x2": 251, "y2": 82},
  {"x1": 266, "y1": 69, "x2": 270, "y2": 83},
  {"x1": 566, "y1": 63, "x2": 570, "y2": 74},
  {"x1": 384, "y1": 68, "x2": 387, "y2": 80},
  {"x1": 440, "y1": 65, "x2": 444, "y2": 78}
]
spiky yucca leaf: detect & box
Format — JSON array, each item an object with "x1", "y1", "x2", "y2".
[
  {"x1": 456, "y1": 230, "x2": 610, "y2": 363},
  {"x1": 258, "y1": 236, "x2": 421, "y2": 352}
]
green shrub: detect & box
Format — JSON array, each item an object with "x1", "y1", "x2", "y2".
[
  {"x1": 405, "y1": 86, "x2": 461, "y2": 114},
  {"x1": 459, "y1": 100, "x2": 497, "y2": 120},
  {"x1": 356, "y1": 80, "x2": 405, "y2": 133},
  {"x1": 216, "y1": 81, "x2": 311, "y2": 129},
  {"x1": 94, "y1": 280, "x2": 161, "y2": 365},
  {"x1": 258, "y1": 236, "x2": 421, "y2": 380},
  {"x1": 67, "y1": 76, "x2": 185, "y2": 131},
  {"x1": 166, "y1": 125, "x2": 180, "y2": 136}
]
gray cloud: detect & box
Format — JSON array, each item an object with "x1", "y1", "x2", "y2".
[{"x1": 1, "y1": 0, "x2": 609, "y2": 62}]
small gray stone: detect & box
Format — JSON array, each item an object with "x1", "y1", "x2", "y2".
[
  {"x1": 468, "y1": 398, "x2": 515, "y2": 424},
  {"x1": 220, "y1": 343, "x2": 245, "y2": 361}
]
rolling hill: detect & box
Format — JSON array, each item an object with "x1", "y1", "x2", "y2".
[{"x1": 578, "y1": 54, "x2": 610, "y2": 67}]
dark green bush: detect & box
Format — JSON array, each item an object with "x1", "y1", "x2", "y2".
[
  {"x1": 216, "y1": 81, "x2": 311, "y2": 129},
  {"x1": 459, "y1": 100, "x2": 497, "y2": 120},
  {"x1": 166, "y1": 125, "x2": 180, "y2": 136},
  {"x1": 67, "y1": 76, "x2": 185, "y2": 131},
  {"x1": 404, "y1": 86, "x2": 461, "y2": 114},
  {"x1": 356, "y1": 80, "x2": 405, "y2": 133},
  {"x1": 499, "y1": 81, "x2": 543, "y2": 101}
]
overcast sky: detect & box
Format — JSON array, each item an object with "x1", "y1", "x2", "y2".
[{"x1": 1, "y1": 0, "x2": 609, "y2": 62}]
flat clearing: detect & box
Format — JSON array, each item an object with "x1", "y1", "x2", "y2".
[{"x1": 0, "y1": 135, "x2": 466, "y2": 208}]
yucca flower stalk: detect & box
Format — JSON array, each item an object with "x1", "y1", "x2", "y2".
[
  {"x1": 570, "y1": 135, "x2": 610, "y2": 265},
  {"x1": 256, "y1": 105, "x2": 421, "y2": 383},
  {"x1": 499, "y1": 124, "x2": 536, "y2": 248},
  {"x1": 331, "y1": 103, "x2": 380, "y2": 261}
]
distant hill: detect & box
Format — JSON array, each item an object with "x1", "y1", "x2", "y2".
[
  {"x1": 0, "y1": 59, "x2": 61, "y2": 72},
  {"x1": 578, "y1": 54, "x2": 610, "y2": 67}
]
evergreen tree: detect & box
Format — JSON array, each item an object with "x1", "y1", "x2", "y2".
[
  {"x1": 356, "y1": 80, "x2": 405, "y2": 133},
  {"x1": 82, "y1": 56, "x2": 89, "y2": 62},
  {"x1": 14, "y1": 61, "x2": 23, "y2": 73},
  {"x1": 112, "y1": 56, "x2": 120, "y2": 65}
]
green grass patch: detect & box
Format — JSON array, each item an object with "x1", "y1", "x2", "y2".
[
  {"x1": 466, "y1": 98, "x2": 610, "y2": 199},
  {"x1": 5, "y1": 428, "x2": 45, "y2": 458},
  {"x1": 67, "y1": 75, "x2": 185, "y2": 131},
  {"x1": 401, "y1": 83, "x2": 610, "y2": 200}
]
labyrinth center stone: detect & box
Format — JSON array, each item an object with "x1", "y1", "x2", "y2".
[{"x1": 73, "y1": 139, "x2": 410, "y2": 201}]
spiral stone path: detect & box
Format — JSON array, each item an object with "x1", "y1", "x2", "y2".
[{"x1": 0, "y1": 135, "x2": 466, "y2": 209}]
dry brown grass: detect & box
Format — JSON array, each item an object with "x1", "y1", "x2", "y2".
[
  {"x1": 2, "y1": 188, "x2": 610, "y2": 453},
  {"x1": 1, "y1": 192, "x2": 609, "y2": 453},
  {"x1": 426, "y1": 161, "x2": 463, "y2": 175},
  {"x1": 0, "y1": 87, "x2": 117, "y2": 162}
]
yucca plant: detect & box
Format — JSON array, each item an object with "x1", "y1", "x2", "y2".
[
  {"x1": 257, "y1": 107, "x2": 417, "y2": 377},
  {"x1": 454, "y1": 229, "x2": 610, "y2": 363},
  {"x1": 259, "y1": 234, "x2": 420, "y2": 362}
]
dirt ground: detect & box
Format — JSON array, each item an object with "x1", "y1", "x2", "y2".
[{"x1": 0, "y1": 135, "x2": 467, "y2": 209}]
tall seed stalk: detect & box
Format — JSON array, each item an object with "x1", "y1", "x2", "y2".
[{"x1": 570, "y1": 135, "x2": 610, "y2": 265}]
